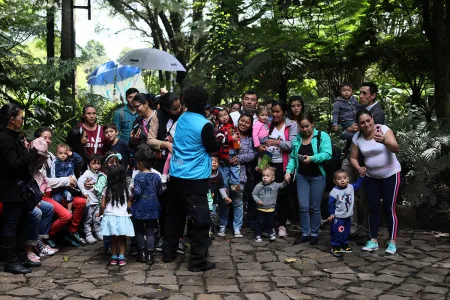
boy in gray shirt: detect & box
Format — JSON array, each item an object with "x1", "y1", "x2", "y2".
[
  {"x1": 328, "y1": 169, "x2": 364, "y2": 257},
  {"x1": 252, "y1": 167, "x2": 288, "y2": 242}
]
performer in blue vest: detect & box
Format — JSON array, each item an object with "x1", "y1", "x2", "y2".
[{"x1": 162, "y1": 86, "x2": 219, "y2": 272}]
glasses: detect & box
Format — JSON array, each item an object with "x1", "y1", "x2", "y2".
[{"x1": 132, "y1": 103, "x2": 143, "y2": 110}]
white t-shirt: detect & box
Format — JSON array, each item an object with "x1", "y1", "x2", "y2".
[
  {"x1": 268, "y1": 125, "x2": 286, "y2": 163},
  {"x1": 102, "y1": 190, "x2": 129, "y2": 217},
  {"x1": 230, "y1": 110, "x2": 258, "y2": 127},
  {"x1": 352, "y1": 125, "x2": 401, "y2": 179}
]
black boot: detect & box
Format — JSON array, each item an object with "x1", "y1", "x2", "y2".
[
  {"x1": 146, "y1": 251, "x2": 154, "y2": 265},
  {"x1": 136, "y1": 249, "x2": 146, "y2": 263},
  {"x1": 4, "y1": 262, "x2": 31, "y2": 274}
]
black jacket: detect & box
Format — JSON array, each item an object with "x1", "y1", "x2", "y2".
[{"x1": 0, "y1": 127, "x2": 35, "y2": 202}]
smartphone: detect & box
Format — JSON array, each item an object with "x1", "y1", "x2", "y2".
[
  {"x1": 298, "y1": 154, "x2": 304, "y2": 162},
  {"x1": 131, "y1": 123, "x2": 140, "y2": 134},
  {"x1": 375, "y1": 125, "x2": 381, "y2": 134}
]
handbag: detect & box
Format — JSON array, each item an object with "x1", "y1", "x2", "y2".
[{"x1": 18, "y1": 179, "x2": 42, "y2": 212}]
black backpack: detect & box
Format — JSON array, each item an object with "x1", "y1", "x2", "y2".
[{"x1": 317, "y1": 130, "x2": 343, "y2": 192}]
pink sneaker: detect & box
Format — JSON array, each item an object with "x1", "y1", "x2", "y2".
[{"x1": 27, "y1": 252, "x2": 40, "y2": 262}]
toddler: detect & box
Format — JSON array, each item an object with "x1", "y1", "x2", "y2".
[
  {"x1": 99, "y1": 165, "x2": 134, "y2": 266},
  {"x1": 213, "y1": 107, "x2": 240, "y2": 192},
  {"x1": 252, "y1": 166, "x2": 287, "y2": 242},
  {"x1": 328, "y1": 169, "x2": 364, "y2": 257},
  {"x1": 132, "y1": 147, "x2": 162, "y2": 265},
  {"x1": 161, "y1": 118, "x2": 178, "y2": 183},
  {"x1": 332, "y1": 82, "x2": 361, "y2": 154},
  {"x1": 209, "y1": 155, "x2": 231, "y2": 239},
  {"x1": 253, "y1": 106, "x2": 272, "y2": 170},
  {"x1": 51, "y1": 143, "x2": 83, "y2": 212},
  {"x1": 78, "y1": 153, "x2": 103, "y2": 244}
]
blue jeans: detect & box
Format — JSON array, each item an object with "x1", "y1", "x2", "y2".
[
  {"x1": 219, "y1": 164, "x2": 240, "y2": 186},
  {"x1": 53, "y1": 189, "x2": 73, "y2": 203},
  {"x1": 296, "y1": 174, "x2": 326, "y2": 237},
  {"x1": 218, "y1": 183, "x2": 244, "y2": 230},
  {"x1": 27, "y1": 201, "x2": 54, "y2": 245}
]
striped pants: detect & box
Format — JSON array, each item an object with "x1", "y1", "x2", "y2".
[{"x1": 365, "y1": 172, "x2": 401, "y2": 240}]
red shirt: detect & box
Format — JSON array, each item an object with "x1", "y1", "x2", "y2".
[{"x1": 80, "y1": 124, "x2": 107, "y2": 156}]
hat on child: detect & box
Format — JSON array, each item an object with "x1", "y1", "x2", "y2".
[{"x1": 30, "y1": 137, "x2": 49, "y2": 157}]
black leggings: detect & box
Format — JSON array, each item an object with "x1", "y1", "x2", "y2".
[
  {"x1": 271, "y1": 162, "x2": 288, "y2": 227},
  {"x1": 134, "y1": 219, "x2": 157, "y2": 250},
  {"x1": 365, "y1": 172, "x2": 401, "y2": 240}
]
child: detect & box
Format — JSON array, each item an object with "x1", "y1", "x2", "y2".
[
  {"x1": 332, "y1": 82, "x2": 361, "y2": 154},
  {"x1": 252, "y1": 166, "x2": 288, "y2": 242},
  {"x1": 209, "y1": 155, "x2": 231, "y2": 239},
  {"x1": 252, "y1": 106, "x2": 272, "y2": 171},
  {"x1": 132, "y1": 147, "x2": 162, "y2": 265},
  {"x1": 78, "y1": 153, "x2": 103, "y2": 244},
  {"x1": 99, "y1": 165, "x2": 135, "y2": 266},
  {"x1": 328, "y1": 169, "x2": 364, "y2": 257},
  {"x1": 161, "y1": 118, "x2": 178, "y2": 183},
  {"x1": 104, "y1": 124, "x2": 131, "y2": 173},
  {"x1": 213, "y1": 107, "x2": 241, "y2": 192},
  {"x1": 50, "y1": 143, "x2": 83, "y2": 212}
]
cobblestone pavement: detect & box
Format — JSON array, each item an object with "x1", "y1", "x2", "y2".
[{"x1": 1, "y1": 227, "x2": 450, "y2": 300}]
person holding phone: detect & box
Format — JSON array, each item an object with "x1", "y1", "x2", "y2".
[
  {"x1": 129, "y1": 94, "x2": 157, "y2": 151},
  {"x1": 285, "y1": 112, "x2": 332, "y2": 245},
  {"x1": 350, "y1": 109, "x2": 401, "y2": 255}
]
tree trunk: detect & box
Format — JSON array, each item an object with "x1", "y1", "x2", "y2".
[
  {"x1": 60, "y1": 0, "x2": 75, "y2": 101},
  {"x1": 46, "y1": 0, "x2": 55, "y2": 100}
]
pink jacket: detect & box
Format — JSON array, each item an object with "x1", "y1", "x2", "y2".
[{"x1": 252, "y1": 120, "x2": 269, "y2": 147}]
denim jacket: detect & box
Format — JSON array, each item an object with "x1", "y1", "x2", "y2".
[
  {"x1": 286, "y1": 128, "x2": 332, "y2": 178},
  {"x1": 332, "y1": 96, "x2": 361, "y2": 126}
]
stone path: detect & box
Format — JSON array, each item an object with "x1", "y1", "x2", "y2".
[{"x1": 1, "y1": 227, "x2": 450, "y2": 300}]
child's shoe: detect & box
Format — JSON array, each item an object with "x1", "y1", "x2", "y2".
[
  {"x1": 234, "y1": 229, "x2": 243, "y2": 238},
  {"x1": 118, "y1": 255, "x2": 127, "y2": 266},
  {"x1": 278, "y1": 226, "x2": 287, "y2": 238},
  {"x1": 362, "y1": 240, "x2": 379, "y2": 252},
  {"x1": 155, "y1": 237, "x2": 163, "y2": 252},
  {"x1": 217, "y1": 226, "x2": 226, "y2": 237},
  {"x1": 110, "y1": 255, "x2": 118, "y2": 266},
  {"x1": 40, "y1": 245, "x2": 57, "y2": 257},
  {"x1": 94, "y1": 232, "x2": 103, "y2": 241},
  {"x1": 177, "y1": 238, "x2": 185, "y2": 255},
  {"x1": 146, "y1": 251, "x2": 154, "y2": 265},
  {"x1": 254, "y1": 236, "x2": 262, "y2": 243},
  {"x1": 269, "y1": 233, "x2": 276, "y2": 241},
  {"x1": 331, "y1": 247, "x2": 343, "y2": 257},
  {"x1": 385, "y1": 242, "x2": 397, "y2": 255},
  {"x1": 341, "y1": 244, "x2": 353, "y2": 253},
  {"x1": 85, "y1": 235, "x2": 97, "y2": 245}
]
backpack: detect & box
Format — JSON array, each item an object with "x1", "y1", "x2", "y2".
[{"x1": 317, "y1": 130, "x2": 343, "y2": 192}]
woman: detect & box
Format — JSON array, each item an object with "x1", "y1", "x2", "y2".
[
  {"x1": 261, "y1": 101, "x2": 297, "y2": 238},
  {"x1": 219, "y1": 113, "x2": 256, "y2": 237},
  {"x1": 34, "y1": 127, "x2": 87, "y2": 247},
  {"x1": 285, "y1": 112, "x2": 332, "y2": 245},
  {"x1": 0, "y1": 103, "x2": 37, "y2": 274},
  {"x1": 350, "y1": 109, "x2": 401, "y2": 255},
  {"x1": 147, "y1": 92, "x2": 182, "y2": 170},
  {"x1": 287, "y1": 95, "x2": 305, "y2": 128},
  {"x1": 129, "y1": 93, "x2": 157, "y2": 150},
  {"x1": 79, "y1": 105, "x2": 107, "y2": 156},
  {"x1": 146, "y1": 92, "x2": 182, "y2": 251},
  {"x1": 66, "y1": 126, "x2": 89, "y2": 176}
]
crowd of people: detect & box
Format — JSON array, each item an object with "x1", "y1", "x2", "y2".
[{"x1": 0, "y1": 82, "x2": 402, "y2": 274}]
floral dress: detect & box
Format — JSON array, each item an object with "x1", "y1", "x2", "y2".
[{"x1": 131, "y1": 172, "x2": 162, "y2": 220}]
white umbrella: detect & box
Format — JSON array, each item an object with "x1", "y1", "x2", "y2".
[{"x1": 118, "y1": 48, "x2": 186, "y2": 72}]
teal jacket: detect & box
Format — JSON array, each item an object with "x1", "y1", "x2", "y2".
[{"x1": 286, "y1": 128, "x2": 332, "y2": 178}]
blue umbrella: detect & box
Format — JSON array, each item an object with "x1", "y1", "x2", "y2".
[{"x1": 88, "y1": 61, "x2": 146, "y2": 101}]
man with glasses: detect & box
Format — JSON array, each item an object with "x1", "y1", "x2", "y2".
[
  {"x1": 342, "y1": 82, "x2": 385, "y2": 245},
  {"x1": 113, "y1": 88, "x2": 139, "y2": 143}
]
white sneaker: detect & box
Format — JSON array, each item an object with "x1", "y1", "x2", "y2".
[
  {"x1": 234, "y1": 229, "x2": 243, "y2": 238},
  {"x1": 254, "y1": 236, "x2": 262, "y2": 243},
  {"x1": 161, "y1": 175, "x2": 168, "y2": 184},
  {"x1": 85, "y1": 235, "x2": 97, "y2": 244},
  {"x1": 94, "y1": 233, "x2": 103, "y2": 241},
  {"x1": 40, "y1": 245, "x2": 57, "y2": 257},
  {"x1": 278, "y1": 226, "x2": 287, "y2": 238},
  {"x1": 269, "y1": 233, "x2": 277, "y2": 241},
  {"x1": 217, "y1": 226, "x2": 226, "y2": 237}
]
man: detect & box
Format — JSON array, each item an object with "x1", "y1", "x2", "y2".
[
  {"x1": 162, "y1": 85, "x2": 219, "y2": 272},
  {"x1": 343, "y1": 81, "x2": 385, "y2": 244},
  {"x1": 230, "y1": 90, "x2": 258, "y2": 126},
  {"x1": 113, "y1": 88, "x2": 139, "y2": 143}
]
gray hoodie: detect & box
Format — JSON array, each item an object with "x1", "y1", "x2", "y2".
[{"x1": 252, "y1": 181, "x2": 288, "y2": 210}]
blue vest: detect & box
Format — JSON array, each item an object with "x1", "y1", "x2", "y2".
[{"x1": 169, "y1": 112, "x2": 211, "y2": 180}]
